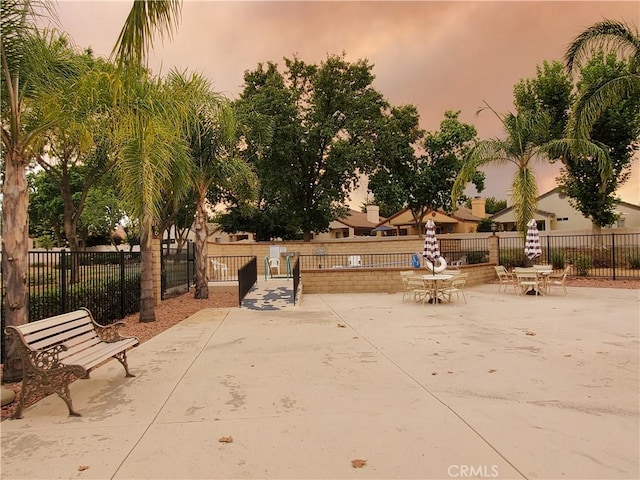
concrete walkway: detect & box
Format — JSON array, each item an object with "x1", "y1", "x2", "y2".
[{"x1": 1, "y1": 284, "x2": 638, "y2": 479}]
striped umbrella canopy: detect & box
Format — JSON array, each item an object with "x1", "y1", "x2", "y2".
[
  {"x1": 422, "y1": 219, "x2": 441, "y2": 262},
  {"x1": 525, "y1": 219, "x2": 542, "y2": 260}
]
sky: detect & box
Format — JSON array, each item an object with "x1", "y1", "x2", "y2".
[{"x1": 51, "y1": 0, "x2": 640, "y2": 207}]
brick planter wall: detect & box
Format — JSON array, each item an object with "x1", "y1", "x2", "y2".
[{"x1": 300, "y1": 264, "x2": 496, "y2": 294}]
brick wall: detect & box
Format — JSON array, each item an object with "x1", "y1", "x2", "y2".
[{"x1": 300, "y1": 264, "x2": 496, "y2": 294}]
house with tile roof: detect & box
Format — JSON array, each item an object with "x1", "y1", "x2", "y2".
[
  {"x1": 313, "y1": 205, "x2": 387, "y2": 240},
  {"x1": 489, "y1": 187, "x2": 640, "y2": 231},
  {"x1": 372, "y1": 198, "x2": 487, "y2": 235}
]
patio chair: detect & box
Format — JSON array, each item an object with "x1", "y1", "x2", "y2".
[
  {"x1": 210, "y1": 259, "x2": 229, "y2": 281},
  {"x1": 546, "y1": 266, "x2": 570, "y2": 296},
  {"x1": 406, "y1": 276, "x2": 429, "y2": 304},
  {"x1": 348, "y1": 255, "x2": 362, "y2": 267},
  {"x1": 494, "y1": 266, "x2": 515, "y2": 293},
  {"x1": 451, "y1": 255, "x2": 467, "y2": 267},
  {"x1": 399, "y1": 270, "x2": 417, "y2": 302},
  {"x1": 514, "y1": 268, "x2": 544, "y2": 296},
  {"x1": 268, "y1": 257, "x2": 280, "y2": 276},
  {"x1": 439, "y1": 272, "x2": 468, "y2": 304}
]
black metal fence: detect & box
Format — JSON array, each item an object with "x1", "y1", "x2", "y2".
[
  {"x1": 238, "y1": 256, "x2": 257, "y2": 306},
  {"x1": 299, "y1": 252, "x2": 418, "y2": 270},
  {"x1": 0, "y1": 249, "x2": 141, "y2": 331},
  {"x1": 498, "y1": 233, "x2": 640, "y2": 279},
  {"x1": 28, "y1": 249, "x2": 141, "y2": 324},
  {"x1": 161, "y1": 242, "x2": 194, "y2": 298},
  {"x1": 292, "y1": 256, "x2": 301, "y2": 305},
  {"x1": 208, "y1": 255, "x2": 256, "y2": 282}
]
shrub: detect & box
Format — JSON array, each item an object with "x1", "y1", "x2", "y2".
[
  {"x1": 550, "y1": 251, "x2": 566, "y2": 270},
  {"x1": 500, "y1": 249, "x2": 527, "y2": 269},
  {"x1": 466, "y1": 250, "x2": 488, "y2": 265},
  {"x1": 629, "y1": 254, "x2": 640, "y2": 270},
  {"x1": 573, "y1": 253, "x2": 593, "y2": 276},
  {"x1": 28, "y1": 273, "x2": 141, "y2": 324}
]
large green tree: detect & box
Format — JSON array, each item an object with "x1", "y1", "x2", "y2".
[
  {"x1": 565, "y1": 19, "x2": 640, "y2": 140},
  {"x1": 370, "y1": 110, "x2": 483, "y2": 234},
  {"x1": 515, "y1": 57, "x2": 638, "y2": 232},
  {"x1": 232, "y1": 54, "x2": 387, "y2": 241},
  {"x1": 30, "y1": 34, "x2": 119, "y2": 274}
]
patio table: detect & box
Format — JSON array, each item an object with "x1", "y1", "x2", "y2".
[{"x1": 422, "y1": 274, "x2": 453, "y2": 304}]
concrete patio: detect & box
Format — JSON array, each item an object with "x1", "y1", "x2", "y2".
[{"x1": 1, "y1": 283, "x2": 638, "y2": 479}]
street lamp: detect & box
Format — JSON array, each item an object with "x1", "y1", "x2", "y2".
[{"x1": 491, "y1": 222, "x2": 498, "y2": 235}]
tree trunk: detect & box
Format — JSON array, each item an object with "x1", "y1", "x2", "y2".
[
  {"x1": 138, "y1": 216, "x2": 156, "y2": 322},
  {"x1": 60, "y1": 180, "x2": 81, "y2": 282},
  {"x1": 303, "y1": 231, "x2": 312, "y2": 242},
  {"x1": 193, "y1": 193, "x2": 209, "y2": 299},
  {"x1": 1, "y1": 151, "x2": 30, "y2": 381}
]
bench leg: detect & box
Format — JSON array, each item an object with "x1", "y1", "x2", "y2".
[
  {"x1": 13, "y1": 366, "x2": 84, "y2": 419},
  {"x1": 114, "y1": 351, "x2": 135, "y2": 377},
  {"x1": 59, "y1": 383, "x2": 82, "y2": 417}
]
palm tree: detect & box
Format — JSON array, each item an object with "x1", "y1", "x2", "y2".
[
  {"x1": 110, "y1": 1, "x2": 185, "y2": 322},
  {"x1": 168, "y1": 71, "x2": 257, "y2": 299},
  {"x1": 451, "y1": 103, "x2": 608, "y2": 234},
  {"x1": 113, "y1": 71, "x2": 192, "y2": 321},
  {"x1": 1, "y1": 0, "x2": 62, "y2": 380},
  {"x1": 565, "y1": 19, "x2": 640, "y2": 139}
]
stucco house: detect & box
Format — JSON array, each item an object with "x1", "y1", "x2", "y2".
[
  {"x1": 372, "y1": 198, "x2": 487, "y2": 235},
  {"x1": 314, "y1": 206, "x2": 385, "y2": 240},
  {"x1": 490, "y1": 187, "x2": 640, "y2": 231}
]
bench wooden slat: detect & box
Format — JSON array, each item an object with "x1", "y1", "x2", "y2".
[
  {"x1": 18, "y1": 310, "x2": 91, "y2": 336},
  {"x1": 27, "y1": 322, "x2": 96, "y2": 351},
  {"x1": 22, "y1": 316, "x2": 93, "y2": 345},
  {"x1": 58, "y1": 334, "x2": 103, "y2": 360},
  {"x1": 61, "y1": 338, "x2": 138, "y2": 370}
]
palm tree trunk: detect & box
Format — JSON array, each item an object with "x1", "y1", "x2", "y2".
[
  {"x1": 138, "y1": 216, "x2": 156, "y2": 322},
  {"x1": 193, "y1": 192, "x2": 209, "y2": 299},
  {"x1": 1, "y1": 151, "x2": 30, "y2": 381}
]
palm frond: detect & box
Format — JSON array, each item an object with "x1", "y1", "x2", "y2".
[
  {"x1": 451, "y1": 139, "x2": 509, "y2": 206},
  {"x1": 112, "y1": 0, "x2": 182, "y2": 67},
  {"x1": 565, "y1": 19, "x2": 639, "y2": 73},
  {"x1": 568, "y1": 73, "x2": 640, "y2": 138},
  {"x1": 543, "y1": 138, "x2": 612, "y2": 192}
]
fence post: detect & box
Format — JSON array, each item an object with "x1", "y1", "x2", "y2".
[
  {"x1": 119, "y1": 250, "x2": 125, "y2": 319},
  {"x1": 187, "y1": 241, "x2": 194, "y2": 293},
  {"x1": 60, "y1": 249, "x2": 67, "y2": 313},
  {"x1": 611, "y1": 233, "x2": 616, "y2": 281},
  {"x1": 488, "y1": 235, "x2": 499, "y2": 265},
  {"x1": 546, "y1": 236, "x2": 551, "y2": 264}
]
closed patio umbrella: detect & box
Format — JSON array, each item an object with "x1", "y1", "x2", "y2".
[
  {"x1": 422, "y1": 219, "x2": 446, "y2": 273},
  {"x1": 525, "y1": 218, "x2": 542, "y2": 260}
]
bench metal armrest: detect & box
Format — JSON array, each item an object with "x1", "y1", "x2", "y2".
[
  {"x1": 29, "y1": 344, "x2": 68, "y2": 370},
  {"x1": 94, "y1": 321, "x2": 137, "y2": 343}
]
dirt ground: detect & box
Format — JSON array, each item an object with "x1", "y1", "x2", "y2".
[{"x1": 1, "y1": 278, "x2": 638, "y2": 421}]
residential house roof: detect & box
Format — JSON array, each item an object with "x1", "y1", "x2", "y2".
[{"x1": 332, "y1": 209, "x2": 387, "y2": 229}]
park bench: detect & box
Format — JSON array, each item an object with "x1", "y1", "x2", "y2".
[{"x1": 4, "y1": 308, "x2": 138, "y2": 419}]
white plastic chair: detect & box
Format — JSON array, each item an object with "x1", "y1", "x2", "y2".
[
  {"x1": 268, "y1": 257, "x2": 280, "y2": 276},
  {"x1": 348, "y1": 255, "x2": 362, "y2": 267},
  {"x1": 210, "y1": 259, "x2": 229, "y2": 281}
]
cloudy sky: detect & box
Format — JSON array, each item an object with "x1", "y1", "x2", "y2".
[{"x1": 52, "y1": 0, "x2": 639, "y2": 206}]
